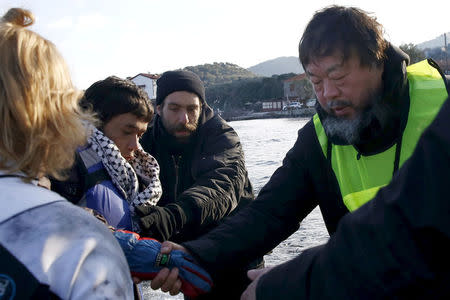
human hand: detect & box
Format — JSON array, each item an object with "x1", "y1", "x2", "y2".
[
  {"x1": 240, "y1": 267, "x2": 273, "y2": 300},
  {"x1": 149, "y1": 241, "x2": 190, "y2": 293},
  {"x1": 137, "y1": 204, "x2": 186, "y2": 241},
  {"x1": 114, "y1": 231, "x2": 212, "y2": 298},
  {"x1": 131, "y1": 267, "x2": 183, "y2": 295},
  {"x1": 150, "y1": 266, "x2": 182, "y2": 296}
]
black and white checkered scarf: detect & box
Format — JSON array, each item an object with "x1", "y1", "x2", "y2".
[{"x1": 88, "y1": 126, "x2": 162, "y2": 232}]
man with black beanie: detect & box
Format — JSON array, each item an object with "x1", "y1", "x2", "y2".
[{"x1": 139, "y1": 70, "x2": 263, "y2": 299}]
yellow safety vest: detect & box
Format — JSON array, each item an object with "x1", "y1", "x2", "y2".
[{"x1": 313, "y1": 59, "x2": 448, "y2": 212}]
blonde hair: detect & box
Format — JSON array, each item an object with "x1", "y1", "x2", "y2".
[{"x1": 0, "y1": 8, "x2": 93, "y2": 180}]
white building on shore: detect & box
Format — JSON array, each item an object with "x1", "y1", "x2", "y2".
[{"x1": 129, "y1": 73, "x2": 159, "y2": 100}]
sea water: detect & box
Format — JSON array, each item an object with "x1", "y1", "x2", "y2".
[{"x1": 144, "y1": 117, "x2": 330, "y2": 299}]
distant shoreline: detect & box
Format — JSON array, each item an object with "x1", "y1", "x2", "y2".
[{"x1": 225, "y1": 108, "x2": 316, "y2": 122}]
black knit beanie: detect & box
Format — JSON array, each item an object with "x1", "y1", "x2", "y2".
[{"x1": 156, "y1": 70, "x2": 206, "y2": 105}]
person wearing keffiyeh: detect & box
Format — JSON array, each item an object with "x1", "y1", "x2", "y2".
[
  {"x1": 52, "y1": 76, "x2": 162, "y2": 232},
  {"x1": 50, "y1": 76, "x2": 213, "y2": 298}
]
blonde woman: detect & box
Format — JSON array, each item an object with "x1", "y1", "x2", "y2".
[{"x1": 0, "y1": 8, "x2": 133, "y2": 299}]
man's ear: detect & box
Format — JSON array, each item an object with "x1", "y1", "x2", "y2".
[{"x1": 156, "y1": 104, "x2": 162, "y2": 115}]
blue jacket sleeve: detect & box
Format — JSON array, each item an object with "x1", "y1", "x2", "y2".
[{"x1": 85, "y1": 180, "x2": 132, "y2": 230}]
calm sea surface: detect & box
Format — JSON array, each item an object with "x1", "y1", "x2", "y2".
[{"x1": 145, "y1": 117, "x2": 330, "y2": 299}]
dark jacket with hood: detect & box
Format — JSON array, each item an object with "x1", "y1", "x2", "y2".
[
  {"x1": 253, "y1": 94, "x2": 450, "y2": 299},
  {"x1": 141, "y1": 103, "x2": 261, "y2": 300},
  {"x1": 140, "y1": 103, "x2": 255, "y2": 243},
  {"x1": 182, "y1": 45, "x2": 450, "y2": 299}
]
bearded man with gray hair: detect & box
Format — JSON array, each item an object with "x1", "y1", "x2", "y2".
[{"x1": 148, "y1": 5, "x2": 450, "y2": 300}]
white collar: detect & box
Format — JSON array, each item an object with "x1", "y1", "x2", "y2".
[
  {"x1": 0, "y1": 170, "x2": 63, "y2": 223},
  {"x1": 0, "y1": 169, "x2": 39, "y2": 185}
]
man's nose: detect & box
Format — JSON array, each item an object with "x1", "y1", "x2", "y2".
[
  {"x1": 323, "y1": 79, "x2": 339, "y2": 99},
  {"x1": 128, "y1": 135, "x2": 139, "y2": 151},
  {"x1": 177, "y1": 111, "x2": 189, "y2": 124}
]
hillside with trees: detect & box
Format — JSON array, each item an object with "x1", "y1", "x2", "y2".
[
  {"x1": 182, "y1": 63, "x2": 298, "y2": 112},
  {"x1": 205, "y1": 73, "x2": 296, "y2": 111},
  {"x1": 399, "y1": 43, "x2": 426, "y2": 64},
  {"x1": 183, "y1": 62, "x2": 257, "y2": 87},
  {"x1": 404, "y1": 33, "x2": 449, "y2": 70},
  {"x1": 248, "y1": 56, "x2": 304, "y2": 77},
  {"x1": 400, "y1": 42, "x2": 449, "y2": 70}
]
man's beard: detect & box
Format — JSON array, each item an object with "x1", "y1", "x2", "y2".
[
  {"x1": 171, "y1": 123, "x2": 197, "y2": 144},
  {"x1": 160, "y1": 112, "x2": 198, "y2": 144},
  {"x1": 322, "y1": 88, "x2": 388, "y2": 145}
]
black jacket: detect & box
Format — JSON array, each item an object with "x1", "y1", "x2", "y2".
[
  {"x1": 256, "y1": 95, "x2": 450, "y2": 299},
  {"x1": 141, "y1": 104, "x2": 260, "y2": 300},
  {"x1": 183, "y1": 47, "x2": 450, "y2": 298},
  {"x1": 140, "y1": 104, "x2": 254, "y2": 243}
]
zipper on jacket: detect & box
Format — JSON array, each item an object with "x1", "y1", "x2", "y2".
[{"x1": 172, "y1": 155, "x2": 181, "y2": 200}]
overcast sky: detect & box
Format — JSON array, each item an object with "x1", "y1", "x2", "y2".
[{"x1": 1, "y1": 0, "x2": 448, "y2": 89}]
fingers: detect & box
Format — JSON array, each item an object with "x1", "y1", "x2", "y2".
[
  {"x1": 150, "y1": 268, "x2": 169, "y2": 290},
  {"x1": 168, "y1": 278, "x2": 182, "y2": 296},
  {"x1": 241, "y1": 267, "x2": 273, "y2": 299},
  {"x1": 160, "y1": 241, "x2": 189, "y2": 254},
  {"x1": 247, "y1": 267, "x2": 273, "y2": 281},
  {"x1": 240, "y1": 280, "x2": 257, "y2": 300},
  {"x1": 160, "y1": 267, "x2": 179, "y2": 293},
  {"x1": 150, "y1": 267, "x2": 181, "y2": 296},
  {"x1": 247, "y1": 269, "x2": 263, "y2": 281}
]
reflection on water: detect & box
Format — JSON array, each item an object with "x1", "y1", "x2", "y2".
[{"x1": 145, "y1": 117, "x2": 329, "y2": 299}]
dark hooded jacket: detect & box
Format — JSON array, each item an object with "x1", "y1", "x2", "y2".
[
  {"x1": 253, "y1": 95, "x2": 450, "y2": 299},
  {"x1": 140, "y1": 103, "x2": 254, "y2": 243},
  {"x1": 182, "y1": 45, "x2": 450, "y2": 299},
  {"x1": 140, "y1": 103, "x2": 261, "y2": 300}
]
